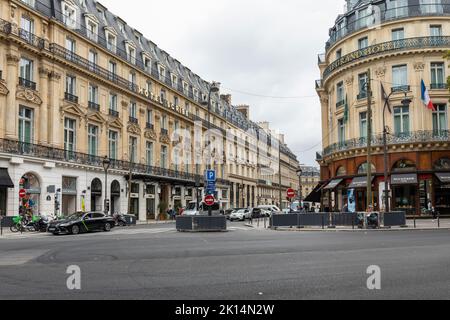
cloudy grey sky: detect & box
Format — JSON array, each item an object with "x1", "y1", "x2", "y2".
[{"x1": 100, "y1": 0, "x2": 345, "y2": 166}]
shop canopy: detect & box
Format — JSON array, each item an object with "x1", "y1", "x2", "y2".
[
  {"x1": 304, "y1": 183, "x2": 324, "y2": 203},
  {"x1": 435, "y1": 172, "x2": 450, "y2": 184},
  {"x1": 323, "y1": 178, "x2": 344, "y2": 190},
  {"x1": 391, "y1": 173, "x2": 418, "y2": 185},
  {"x1": 0, "y1": 168, "x2": 14, "y2": 188},
  {"x1": 348, "y1": 176, "x2": 375, "y2": 189}
]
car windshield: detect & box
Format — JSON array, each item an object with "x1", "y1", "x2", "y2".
[
  {"x1": 67, "y1": 212, "x2": 85, "y2": 220},
  {"x1": 186, "y1": 203, "x2": 197, "y2": 210}
]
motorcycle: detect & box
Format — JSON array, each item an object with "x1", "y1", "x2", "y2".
[{"x1": 113, "y1": 213, "x2": 128, "y2": 227}]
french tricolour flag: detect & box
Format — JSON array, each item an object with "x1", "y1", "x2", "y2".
[{"x1": 421, "y1": 80, "x2": 436, "y2": 112}]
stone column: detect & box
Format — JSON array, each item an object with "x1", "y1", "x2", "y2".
[
  {"x1": 38, "y1": 66, "x2": 49, "y2": 145},
  {"x1": 5, "y1": 52, "x2": 19, "y2": 140},
  {"x1": 48, "y1": 70, "x2": 62, "y2": 147}
]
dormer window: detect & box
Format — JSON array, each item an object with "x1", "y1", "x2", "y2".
[
  {"x1": 106, "y1": 33, "x2": 116, "y2": 53},
  {"x1": 62, "y1": 1, "x2": 78, "y2": 29},
  {"x1": 193, "y1": 88, "x2": 199, "y2": 102},
  {"x1": 117, "y1": 20, "x2": 126, "y2": 36},
  {"x1": 142, "y1": 53, "x2": 152, "y2": 73},
  {"x1": 171, "y1": 74, "x2": 178, "y2": 88},
  {"x1": 125, "y1": 42, "x2": 136, "y2": 65},
  {"x1": 85, "y1": 15, "x2": 99, "y2": 42},
  {"x1": 158, "y1": 65, "x2": 166, "y2": 81},
  {"x1": 182, "y1": 81, "x2": 189, "y2": 96}
]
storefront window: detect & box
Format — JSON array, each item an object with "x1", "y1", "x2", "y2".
[
  {"x1": 20, "y1": 173, "x2": 40, "y2": 216},
  {"x1": 393, "y1": 185, "x2": 416, "y2": 215}
]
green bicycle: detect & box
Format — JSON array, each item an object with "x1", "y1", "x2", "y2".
[{"x1": 10, "y1": 216, "x2": 40, "y2": 233}]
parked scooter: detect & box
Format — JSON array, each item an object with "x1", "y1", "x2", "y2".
[{"x1": 113, "y1": 213, "x2": 128, "y2": 227}]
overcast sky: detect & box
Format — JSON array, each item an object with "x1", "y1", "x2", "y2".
[{"x1": 100, "y1": 0, "x2": 345, "y2": 166}]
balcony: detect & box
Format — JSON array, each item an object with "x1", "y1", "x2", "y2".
[
  {"x1": 161, "y1": 128, "x2": 169, "y2": 136},
  {"x1": 129, "y1": 117, "x2": 138, "y2": 124},
  {"x1": 88, "y1": 101, "x2": 100, "y2": 111},
  {"x1": 19, "y1": 77, "x2": 36, "y2": 90},
  {"x1": 109, "y1": 109, "x2": 119, "y2": 118},
  {"x1": 357, "y1": 91, "x2": 367, "y2": 100},
  {"x1": 323, "y1": 36, "x2": 450, "y2": 81},
  {"x1": 146, "y1": 123, "x2": 154, "y2": 130},
  {"x1": 391, "y1": 85, "x2": 410, "y2": 93},
  {"x1": 336, "y1": 100, "x2": 345, "y2": 108},
  {"x1": 64, "y1": 92, "x2": 79, "y2": 104},
  {"x1": 430, "y1": 83, "x2": 449, "y2": 90},
  {"x1": 323, "y1": 130, "x2": 450, "y2": 157}
]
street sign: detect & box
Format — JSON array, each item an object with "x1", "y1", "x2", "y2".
[
  {"x1": 19, "y1": 189, "x2": 27, "y2": 199},
  {"x1": 205, "y1": 170, "x2": 216, "y2": 182},
  {"x1": 287, "y1": 188, "x2": 296, "y2": 199},
  {"x1": 204, "y1": 195, "x2": 215, "y2": 206}
]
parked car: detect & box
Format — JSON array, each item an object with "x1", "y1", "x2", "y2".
[
  {"x1": 250, "y1": 208, "x2": 264, "y2": 219},
  {"x1": 258, "y1": 205, "x2": 282, "y2": 216},
  {"x1": 183, "y1": 201, "x2": 222, "y2": 216},
  {"x1": 47, "y1": 212, "x2": 115, "y2": 235},
  {"x1": 229, "y1": 209, "x2": 250, "y2": 221}
]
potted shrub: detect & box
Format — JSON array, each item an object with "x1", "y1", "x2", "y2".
[{"x1": 158, "y1": 201, "x2": 168, "y2": 221}]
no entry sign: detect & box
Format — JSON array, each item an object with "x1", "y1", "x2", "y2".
[
  {"x1": 287, "y1": 188, "x2": 296, "y2": 199},
  {"x1": 204, "y1": 195, "x2": 215, "y2": 206},
  {"x1": 19, "y1": 189, "x2": 27, "y2": 198}
]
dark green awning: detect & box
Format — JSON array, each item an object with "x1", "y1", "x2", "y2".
[{"x1": 0, "y1": 168, "x2": 14, "y2": 188}]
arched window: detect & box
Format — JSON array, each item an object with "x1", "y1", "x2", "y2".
[
  {"x1": 336, "y1": 166, "x2": 347, "y2": 177},
  {"x1": 19, "y1": 173, "x2": 41, "y2": 215},
  {"x1": 91, "y1": 178, "x2": 102, "y2": 196},
  {"x1": 392, "y1": 159, "x2": 416, "y2": 172},
  {"x1": 434, "y1": 158, "x2": 450, "y2": 170},
  {"x1": 111, "y1": 180, "x2": 120, "y2": 197},
  {"x1": 357, "y1": 162, "x2": 376, "y2": 174}
]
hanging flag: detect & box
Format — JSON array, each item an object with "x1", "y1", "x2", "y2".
[
  {"x1": 421, "y1": 80, "x2": 436, "y2": 111},
  {"x1": 343, "y1": 94, "x2": 349, "y2": 124},
  {"x1": 81, "y1": 196, "x2": 86, "y2": 212},
  {"x1": 381, "y1": 83, "x2": 392, "y2": 114}
]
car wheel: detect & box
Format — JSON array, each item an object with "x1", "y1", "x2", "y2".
[
  {"x1": 104, "y1": 223, "x2": 112, "y2": 232},
  {"x1": 71, "y1": 225, "x2": 80, "y2": 235}
]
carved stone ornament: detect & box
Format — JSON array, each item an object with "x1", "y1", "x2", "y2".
[
  {"x1": 127, "y1": 123, "x2": 141, "y2": 135},
  {"x1": 60, "y1": 103, "x2": 85, "y2": 122},
  {"x1": 375, "y1": 67, "x2": 386, "y2": 78},
  {"x1": 108, "y1": 117, "x2": 123, "y2": 129},
  {"x1": 16, "y1": 87, "x2": 42, "y2": 105},
  {"x1": 10, "y1": 3, "x2": 17, "y2": 19},
  {"x1": 345, "y1": 76, "x2": 353, "y2": 86},
  {"x1": 49, "y1": 71, "x2": 61, "y2": 80},
  {"x1": 0, "y1": 81, "x2": 9, "y2": 96},
  {"x1": 160, "y1": 134, "x2": 171, "y2": 145},
  {"x1": 6, "y1": 54, "x2": 20, "y2": 65},
  {"x1": 144, "y1": 129, "x2": 157, "y2": 141},
  {"x1": 121, "y1": 101, "x2": 129, "y2": 108},
  {"x1": 414, "y1": 62, "x2": 425, "y2": 72}
]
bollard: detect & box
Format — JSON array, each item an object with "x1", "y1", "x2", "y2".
[
  {"x1": 257, "y1": 217, "x2": 260, "y2": 228},
  {"x1": 352, "y1": 216, "x2": 354, "y2": 230},
  {"x1": 438, "y1": 211, "x2": 440, "y2": 228},
  {"x1": 264, "y1": 216, "x2": 267, "y2": 229},
  {"x1": 414, "y1": 213, "x2": 416, "y2": 229},
  {"x1": 321, "y1": 215, "x2": 324, "y2": 230},
  {"x1": 0, "y1": 216, "x2": 3, "y2": 236}
]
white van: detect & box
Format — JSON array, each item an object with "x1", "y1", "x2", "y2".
[
  {"x1": 257, "y1": 205, "x2": 282, "y2": 216},
  {"x1": 183, "y1": 201, "x2": 222, "y2": 216}
]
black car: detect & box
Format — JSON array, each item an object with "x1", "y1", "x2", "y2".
[{"x1": 47, "y1": 212, "x2": 115, "y2": 235}]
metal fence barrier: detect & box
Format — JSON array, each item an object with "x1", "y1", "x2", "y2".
[
  {"x1": 382, "y1": 212, "x2": 407, "y2": 227},
  {"x1": 176, "y1": 216, "x2": 227, "y2": 232}
]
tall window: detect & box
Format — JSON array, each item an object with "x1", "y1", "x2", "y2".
[
  {"x1": 336, "y1": 49, "x2": 342, "y2": 60},
  {"x1": 129, "y1": 102, "x2": 137, "y2": 119},
  {"x1": 338, "y1": 118, "x2": 345, "y2": 144},
  {"x1": 161, "y1": 115, "x2": 168, "y2": 130},
  {"x1": 109, "y1": 93, "x2": 117, "y2": 111},
  {"x1": 66, "y1": 37, "x2": 76, "y2": 55},
  {"x1": 336, "y1": 81, "x2": 344, "y2": 106},
  {"x1": 129, "y1": 72, "x2": 136, "y2": 91},
  {"x1": 109, "y1": 130, "x2": 118, "y2": 160},
  {"x1": 358, "y1": 73, "x2": 368, "y2": 99},
  {"x1": 357, "y1": 7, "x2": 371, "y2": 29},
  {"x1": 146, "y1": 141, "x2": 153, "y2": 166},
  {"x1": 18, "y1": 106, "x2": 33, "y2": 143},
  {"x1": 86, "y1": 20, "x2": 98, "y2": 42},
  {"x1": 430, "y1": 25, "x2": 442, "y2": 37},
  {"x1": 161, "y1": 145, "x2": 168, "y2": 169},
  {"x1": 20, "y1": 15, "x2": 34, "y2": 42},
  {"x1": 394, "y1": 106, "x2": 410, "y2": 135},
  {"x1": 160, "y1": 89, "x2": 167, "y2": 102},
  {"x1": 392, "y1": 65, "x2": 408, "y2": 91},
  {"x1": 106, "y1": 33, "x2": 116, "y2": 53},
  {"x1": 64, "y1": 118, "x2": 76, "y2": 157},
  {"x1": 143, "y1": 56, "x2": 151, "y2": 73},
  {"x1": 88, "y1": 50, "x2": 98, "y2": 71},
  {"x1": 386, "y1": 0, "x2": 408, "y2": 19},
  {"x1": 19, "y1": 58, "x2": 33, "y2": 81},
  {"x1": 109, "y1": 61, "x2": 117, "y2": 75},
  {"x1": 88, "y1": 125, "x2": 98, "y2": 156},
  {"x1": 146, "y1": 109, "x2": 153, "y2": 126},
  {"x1": 420, "y1": 0, "x2": 443, "y2": 14},
  {"x1": 62, "y1": 2, "x2": 77, "y2": 28},
  {"x1": 358, "y1": 37, "x2": 369, "y2": 50},
  {"x1": 127, "y1": 46, "x2": 136, "y2": 64},
  {"x1": 88, "y1": 84, "x2": 98, "y2": 103},
  {"x1": 129, "y1": 137, "x2": 137, "y2": 162},
  {"x1": 392, "y1": 28, "x2": 405, "y2": 41},
  {"x1": 359, "y1": 112, "x2": 368, "y2": 138},
  {"x1": 65, "y1": 75, "x2": 76, "y2": 95},
  {"x1": 431, "y1": 62, "x2": 445, "y2": 88},
  {"x1": 433, "y1": 104, "x2": 447, "y2": 133}
]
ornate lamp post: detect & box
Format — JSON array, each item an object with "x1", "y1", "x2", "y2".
[
  {"x1": 296, "y1": 167, "x2": 303, "y2": 207},
  {"x1": 102, "y1": 156, "x2": 111, "y2": 215}
]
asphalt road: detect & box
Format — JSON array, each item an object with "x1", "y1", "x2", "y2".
[{"x1": 0, "y1": 222, "x2": 449, "y2": 300}]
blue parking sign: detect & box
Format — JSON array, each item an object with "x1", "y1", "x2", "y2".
[{"x1": 205, "y1": 170, "x2": 216, "y2": 182}]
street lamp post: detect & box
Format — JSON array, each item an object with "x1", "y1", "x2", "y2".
[
  {"x1": 102, "y1": 156, "x2": 111, "y2": 216},
  {"x1": 201, "y1": 81, "x2": 220, "y2": 216},
  {"x1": 296, "y1": 167, "x2": 303, "y2": 209},
  {"x1": 382, "y1": 90, "x2": 411, "y2": 213}
]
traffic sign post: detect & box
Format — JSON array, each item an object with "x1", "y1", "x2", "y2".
[
  {"x1": 205, "y1": 170, "x2": 216, "y2": 216},
  {"x1": 287, "y1": 189, "x2": 296, "y2": 213},
  {"x1": 204, "y1": 195, "x2": 215, "y2": 207}
]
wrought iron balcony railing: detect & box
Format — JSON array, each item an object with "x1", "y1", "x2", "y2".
[
  {"x1": 161, "y1": 128, "x2": 169, "y2": 136},
  {"x1": 391, "y1": 85, "x2": 411, "y2": 93},
  {"x1": 0, "y1": 138, "x2": 203, "y2": 183},
  {"x1": 146, "y1": 123, "x2": 154, "y2": 130},
  {"x1": 129, "y1": 117, "x2": 139, "y2": 124},
  {"x1": 323, "y1": 36, "x2": 450, "y2": 81},
  {"x1": 64, "y1": 92, "x2": 79, "y2": 104},
  {"x1": 88, "y1": 101, "x2": 100, "y2": 111},
  {"x1": 323, "y1": 130, "x2": 450, "y2": 157},
  {"x1": 109, "y1": 109, "x2": 119, "y2": 117},
  {"x1": 430, "y1": 83, "x2": 449, "y2": 90},
  {"x1": 19, "y1": 77, "x2": 36, "y2": 90}
]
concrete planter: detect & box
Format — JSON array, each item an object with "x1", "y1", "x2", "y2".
[{"x1": 176, "y1": 216, "x2": 227, "y2": 232}]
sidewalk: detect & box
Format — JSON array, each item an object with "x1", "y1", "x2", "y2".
[
  {"x1": 246, "y1": 218, "x2": 450, "y2": 232},
  {"x1": 136, "y1": 220, "x2": 176, "y2": 225}
]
